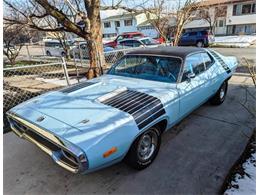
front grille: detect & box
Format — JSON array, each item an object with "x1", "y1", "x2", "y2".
[
  {"x1": 8, "y1": 117, "x2": 80, "y2": 172},
  {"x1": 100, "y1": 89, "x2": 166, "y2": 129}
]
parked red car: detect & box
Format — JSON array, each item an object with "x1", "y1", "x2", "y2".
[{"x1": 104, "y1": 32, "x2": 144, "y2": 48}]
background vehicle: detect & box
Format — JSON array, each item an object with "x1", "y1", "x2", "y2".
[
  {"x1": 118, "y1": 37, "x2": 160, "y2": 48},
  {"x1": 177, "y1": 30, "x2": 215, "y2": 47},
  {"x1": 104, "y1": 32, "x2": 144, "y2": 48},
  {"x1": 44, "y1": 39, "x2": 72, "y2": 57},
  {"x1": 7, "y1": 47, "x2": 237, "y2": 174},
  {"x1": 70, "y1": 42, "x2": 121, "y2": 62}
]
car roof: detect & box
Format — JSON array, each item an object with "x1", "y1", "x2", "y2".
[
  {"x1": 119, "y1": 37, "x2": 151, "y2": 42},
  {"x1": 121, "y1": 32, "x2": 143, "y2": 35},
  {"x1": 126, "y1": 46, "x2": 206, "y2": 59},
  {"x1": 119, "y1": 38, "x2": 141, "y2": 42}
]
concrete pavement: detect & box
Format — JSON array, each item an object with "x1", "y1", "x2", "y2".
[{"x1": 3, "y1": 75, "x2": 255, "y2": 195}]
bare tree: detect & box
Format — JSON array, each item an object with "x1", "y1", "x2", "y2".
[
  {"x1": 141, "y1": 0, "x2": 172, "y2": 43},
  {"x1": 4, "y1": 0, "x2": 106, "y2": 79},
  {"x1": 3, "y1": 24, "x2": 31, "y2": 65},
  {"x1": 199, "y1": 3, "x2": 227, "y2": 34},
  {"x1": 173, "y1": 0, "x2": 200, "y2": 46}
]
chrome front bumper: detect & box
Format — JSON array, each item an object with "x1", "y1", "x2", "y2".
[{"x1": 6, "y1": 112, "x2": 88, "y2": 174}]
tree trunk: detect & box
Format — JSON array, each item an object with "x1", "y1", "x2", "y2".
[{"x1": 85, "y1": 0, "x2": 105, "y2": 79}]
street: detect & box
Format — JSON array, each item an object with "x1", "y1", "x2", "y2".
[
  {"x1": 17, "y1": 45, "x2": 256, "y2": 62},
  {"x1": 3, "y1": 75, "x2": 255, "y2": 194}
]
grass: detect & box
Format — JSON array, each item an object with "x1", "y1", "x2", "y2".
[{"x1": 4, "y1": 60, "x2": 46, "y2": 68}]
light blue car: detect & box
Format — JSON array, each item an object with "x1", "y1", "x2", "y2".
[{"x1": 7, "y1": 47, "x2": 238, "y2": 174}]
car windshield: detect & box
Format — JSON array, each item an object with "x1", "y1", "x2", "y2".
[
  {"x1": 107, "y1": 55, "x2": 182, "y2": 83},
  {"x1": 140, "y1": 38, "x2": 156, "y2": 45}
]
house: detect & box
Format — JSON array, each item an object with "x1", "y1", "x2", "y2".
[
  {"x1": 184, "y1": 0, "x2": 256, "y2": 35},
  {"x1": 101, "y1": 12, "x2": 159, "y2": 38}
]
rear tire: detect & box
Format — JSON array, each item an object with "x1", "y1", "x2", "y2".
[
  {"x1": 124, "y1": 127, "x2": 161, "y2": 170},
  {"x1": 210, "y1": 81, "x2": 228, "y2": 105},
  {"x1": 46, "y1": 51, "x2": 51, "y2": 56},
  {"x1": 196, "y1": 41, "x2": 204, "y2": 47}
]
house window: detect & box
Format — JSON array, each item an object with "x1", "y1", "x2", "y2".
[
  {"x1": 252, "y1": 3, "x2": 256, "y2": 13},
  {"x1": 218, "y1": 20, "x2": 225, "y2": 27},
  {"x1": 242, "y1": 4, "x2": 252, "y2": 14},
  {"x1": 104, "y1": 22, "x2": 111, "y2": 28},
  {"x1": 115, "y1": 21, "x2": 120, "y2": 27},
  {"x1": 233, "y1": 3, "x2": 256, "y2": 15},
  {"x1": 124, "y1": 19, "x2": 133, "y2": 26}
]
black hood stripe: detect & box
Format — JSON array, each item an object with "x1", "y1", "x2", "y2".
[
  {"x1": 100, "y1": 89, "x2": 166, "y2": 130},
  {"x1": 60, "y1": 82, "x2": 96, "y2": 93}
]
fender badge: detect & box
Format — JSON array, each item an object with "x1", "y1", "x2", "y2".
[{"x1": 36, "y1": 116, "x2": 45, "y2": 122}]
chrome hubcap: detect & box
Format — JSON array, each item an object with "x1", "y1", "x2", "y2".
[
  {"x1": 220, "y1": 83, "x2": 226, "y2": 99},
  {"x1": 137, "y1": 130, "x2": 158, "y2": 161}
]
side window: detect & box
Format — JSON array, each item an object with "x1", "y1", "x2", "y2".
[
  {"x1": 181, "y1": 59, "x2": 193, "y2": 82},
  {"x1": 132, "y1": 40, "x2": 141, "y2": 47},
  {"x1": 201, "y1": 52, "x2": 214, "y2": 69},
  {"x1": 120, "y1": 40, "x2": 133, "y2": 47},
  {"x1": 117, "y1": 35, "x2": 123, "y2": 41},
  {"x1": 182, "y1": 53, "x2": 206, "y2": 81},
  {"x1": 189, "y1": 32, "x2": 197, "y2": 36}
]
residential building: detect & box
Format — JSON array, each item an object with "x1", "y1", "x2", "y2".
[
  {"x1": 101, "y1": 12, "x2": 159, "y2": 38},
  {"x1": 184, "y1": 0, "x2": 256, "y2": 35}
]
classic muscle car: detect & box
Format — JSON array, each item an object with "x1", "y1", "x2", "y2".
[{"x1": 7, "y1": 47, "x2": 238, "y2": 174}]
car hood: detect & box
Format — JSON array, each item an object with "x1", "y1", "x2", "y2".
[{"x1": 10, "y1": 74, "x2": 176, "y2": 143}]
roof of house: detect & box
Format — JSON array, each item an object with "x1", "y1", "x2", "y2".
[
  {"x1": 126, "y1": 46, "x2": 205, "y2": 59},
  {"x1": 102, "y1": 12, "x2": 139, "y2": 21},
  {"x1": 200, "y1": 0, "x2": 252, "y2": 6}
]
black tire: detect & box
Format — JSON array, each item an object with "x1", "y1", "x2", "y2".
[
  {"x1": 46, "y1": 51, "x2": 51, "y2": 56},
  {"x1": 196, "y1": 41, "x2": 204, "y2": 47},
  {"x1": 124, "y1": 126, "x2": 161, "y2": 170},
  {"x1": 210, "y1": 81, "x2": 228, "y2": 105},
  {"x1": 61, "y1": 52, "x2": 66, "y2": 57}
]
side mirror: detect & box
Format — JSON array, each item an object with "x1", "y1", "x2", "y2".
[
  {"x1": 187, "y1": 72, "x2": 195, "y2": 79},
  {"x1": 187, "y1": 72, "x2": 195, "y2": 82}
]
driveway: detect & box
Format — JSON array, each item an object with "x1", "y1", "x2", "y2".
[{"x1": 3, "y1": 75, "x2": 255, "y2": 195}]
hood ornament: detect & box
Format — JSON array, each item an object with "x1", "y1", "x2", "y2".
[{"x1": 36, "y1": 116, "x2": 45, "y2": 122}]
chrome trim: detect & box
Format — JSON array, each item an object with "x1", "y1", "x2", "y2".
[{"x1": 6, "y1": 112, "x2": 88, "y2": 174}]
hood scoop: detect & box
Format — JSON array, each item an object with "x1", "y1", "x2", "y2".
[{"x1": 60, "y1": 82, "x2": 97, "y2": 93}]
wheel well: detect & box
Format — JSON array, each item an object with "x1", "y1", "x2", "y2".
[
  {"x1": 154, "y1": 119, "x2": 168, "y2": 133},
  {"x1": 197, "y1": 40, "x2": 204, "y2": 43}
]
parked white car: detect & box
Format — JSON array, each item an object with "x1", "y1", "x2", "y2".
[
  {"x1": 44, "y1": 40, "x2": 72, "y2": 57},
  {"x1": 118, "y1": 37, "x2": 161, "y2": 48}
]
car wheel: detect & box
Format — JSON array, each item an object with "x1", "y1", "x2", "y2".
[
  {"x1": 210, "y1": 81, "x2": 228, "y2": 105},
  {"x1": 46, "y1": 51, "x2": 51, "y2": 56},
  {"x1": 196, "y1": 41, "x2": 204, "y2": 47},
  {"x1": 125, "y1": 126, "x2": 161, "y2": 170}
]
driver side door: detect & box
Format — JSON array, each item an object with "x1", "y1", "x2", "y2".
[{"x1": 177, "y1": 53, "x2": 208, "y2": 119}]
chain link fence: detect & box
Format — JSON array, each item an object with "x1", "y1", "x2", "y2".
[{"x1": 3, "y1": 60, "x2": 78, "y2": 131}]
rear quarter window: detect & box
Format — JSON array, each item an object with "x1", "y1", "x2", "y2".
[{"x1": 201, "y1": 52, "x2": 214, "y2": 69}]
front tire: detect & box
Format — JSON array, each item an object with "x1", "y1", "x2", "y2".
[
  {"x1": 125, "y1": 127, "x2": 161, "y2": 170},
  {"x1": 210, "y1": 81, "x2": 228, "y2": 105}
]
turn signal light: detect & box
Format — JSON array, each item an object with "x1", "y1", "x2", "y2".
[{"x1": 103, "y1": 147, "x2": 117, "y2": 158}]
